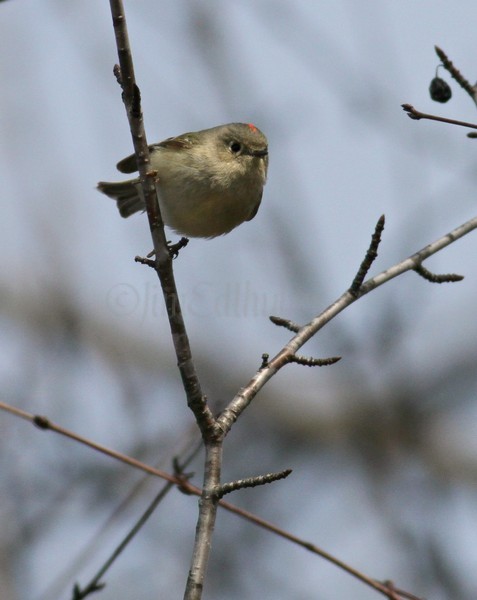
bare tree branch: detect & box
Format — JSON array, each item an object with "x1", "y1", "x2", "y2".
[
  {"x1": 349, "y1": 214, "x2": 385, "y2": 296},
  {"x1": 402, "y1": 103, "x2": 477, "y2": 131},
  {"x1": 72, "y1": 443, "x2": 202, "y2": 600},
  {"x1": 269, "y1": 315, "x2": 301, "y2": 332},
  {"x1": 216, "y1": 215, "x2": 477, "y2": 435},
  {"x1": 0, "y1": 400, "x2": 423, "y2": 600},
  {"x1": 84, "y1": 10, "x2": 477, "y2": 598},
  {"x1": 287, "y1": 354, "x2": 341, "y2": 367},
  {"x1": 413, "y1": 263, "x2": 464, "y2": 283},
  {"x1": 217, "y1": 469, "x2": 292, "y2": 499},
  {"x1": 434, "y1": 45, "x2": 477, "y2": 104},
  {"x1": 108, "y1": 0, "x2": 216, "y2": 438}
]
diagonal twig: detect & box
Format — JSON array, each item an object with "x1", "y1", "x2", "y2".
[
  {"x1": 434, "y1": 45, "x2": 477, "y2": 104},
  {"x1": 402, "y1": 104, "x2": 477, "y2": 131},
  {"x1": 1, "y1": 400, "x2": 421, "y2": 600},
  {"x1": 269, "y1": 315, "x2": 301, "y2": 332},
  {"x1": 71, "y1": 440, "x2": 202, "y2": 600},
  {"x1": 216, "y1": 215, "x2": 477, "y2": 435}
]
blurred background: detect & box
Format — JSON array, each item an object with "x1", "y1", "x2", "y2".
[{"x1": 1, "y1": 1, "x2": 477, "y2": 599}]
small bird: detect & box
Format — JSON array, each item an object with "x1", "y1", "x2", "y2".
[{"x1": 97, "y1": 123, "x2": 268, "y2": 238}]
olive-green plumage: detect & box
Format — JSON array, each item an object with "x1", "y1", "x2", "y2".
[{"x1": 97, "y1": 123, "x2": 268, "y2": 238}]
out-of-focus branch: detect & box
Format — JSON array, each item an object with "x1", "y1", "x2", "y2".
[
  {"x1": 72, "y1": 442, "x2": 202, "y2": 600},
  {"x1": 0, "y1": 400, "x2": 422, "y2": 600},
  {"x1": 1, "y1": 402, "x2": 180, "y2": 482}
]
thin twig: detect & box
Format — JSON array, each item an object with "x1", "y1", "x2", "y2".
[
  {"x1": 217, "y1": 469, "x2": 292, "y2": 499},
  {"x1": 287, "y1": 354, "x2": 341, "y2": 367},
  {"x1": 381, "y1": 580, "x2": 400, "y2": 600},
  {"x1": 434, "y1": 45, "x2": 477, "y2": 104},
  {"x1": 72, "y1": 442, "x2": 202, "y2": 600},
  {"x1": 0, "y1": 400, "x2": 422, "y2": 599},
  {"x1": 1, "y1": 405, "x2": 180, "y2": 483},
  {"x1": 402, "y1": 104, "x2": 477, "y2": 131},
  {"x1": 134, "y1": 255, "x2": 156, "y2": 268},
  {"x1": 269, "y1": 315, "x2": 301, "y2": 332},
  {"x1": 38, "y1": 433, "x2": 200, "y2": 600},
  {"x1": 216, "y1": 215, "x2": 477, "y2": 435},
  {"x1": 413, "y1": 263, "x2": 463, "y2": 283},
  {"x1": 216, "y1": 496, "x2": 424, "y2": 600},
  {"x1": 349, "y1": 214, "x2": 385, "y2": 296}
]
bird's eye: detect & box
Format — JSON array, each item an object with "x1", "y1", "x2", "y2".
[{"x1": 229, "y1": 141, "x2": 242, "y2": 154}]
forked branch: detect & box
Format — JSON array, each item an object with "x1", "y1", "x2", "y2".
[{"x1": 217, "y1": 215, "x2": 477, "y2": 435}]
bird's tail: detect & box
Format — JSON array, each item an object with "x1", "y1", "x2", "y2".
[{"x1": 97, "y1": 179, "x2": 145, "y2": 218}]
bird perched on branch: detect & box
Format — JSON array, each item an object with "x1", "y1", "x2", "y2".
[{"x1": 97, "y1": 123, "x2": 268, "y2": 238}]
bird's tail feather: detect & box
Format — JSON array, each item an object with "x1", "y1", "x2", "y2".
[{"x1": 97, "y1": 180, "x2": 145, "y2": 218}]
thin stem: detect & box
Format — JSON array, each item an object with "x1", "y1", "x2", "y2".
[
  {"x1": 434, "y1": 45, "x2": 477, "y2": 105},
  {"x1": 402, "y1": 103, "x2": 477, "y2": 131},
  {"x1": 0, "y1": 400, "x2": 425, "y2": 599},
  {"x1": 72, "y1": 441, "x2": 202, "y2": 600},
  {"x1": 215, "y1": 497, "x2": 423, "y2": 599},
  {"x1": 218, "y1": 469, "x2": 292, "y2": 498},
  {"x1": 349, "y1": 214, "x2": 385, "y2": 295},
  {"x1": 4, "y1": 406, "x2": 180, "y2": 483}
]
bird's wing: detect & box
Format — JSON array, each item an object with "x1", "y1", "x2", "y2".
[
  {"x1": 246, "y1": 193, "x2": 263, "y2": 222},
  {"x1": 116, "y1": 136, "x2": 194, "y2": 174}
]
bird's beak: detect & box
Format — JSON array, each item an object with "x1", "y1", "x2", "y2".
[{"x1": 251, "y1": 148, "x2": 268, "y2": 158}]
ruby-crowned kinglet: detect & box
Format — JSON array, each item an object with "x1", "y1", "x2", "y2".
[{"x1": 97, "y1": 123, "x2": 268, "y2": 238}]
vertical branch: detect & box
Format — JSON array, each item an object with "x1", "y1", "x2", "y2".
[
  {"x1": 184, "y1": 442, "x2": 223, "y2": 600},
  {"x1": 107, "y1": 4, "x2": 222, "y2": 599},
  {"x1": 107, "y1": 0, "x2": 215, "y2": 433},
  {"x1": 109, "y1": 1, "x2": 166, "y2": 256}
]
